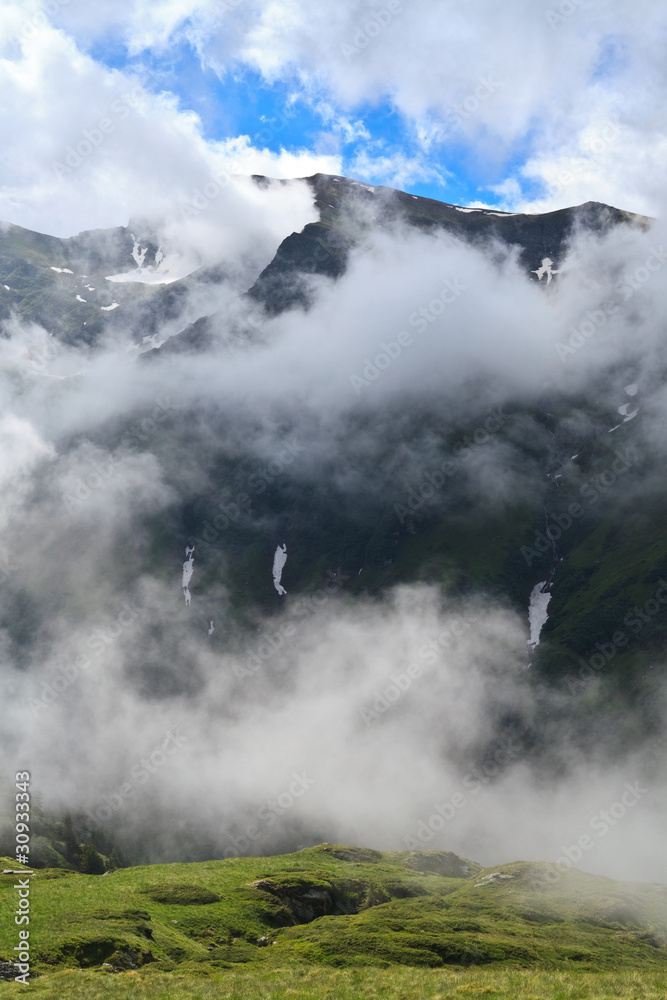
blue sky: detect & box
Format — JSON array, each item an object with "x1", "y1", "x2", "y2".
[
  {"x1": 1, "y1": 0, "x2": 663, "y2": 236},
  {"x1": 87, "y1": 33, "x2": 535, "y2": 207}
]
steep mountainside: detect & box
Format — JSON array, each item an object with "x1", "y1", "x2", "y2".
[
  {"x1": 0, "y1": 177, "x2": 661, "y2": 723},
  {"x1": 0, "y1": 175, "x2": 664, "y2": 872}
]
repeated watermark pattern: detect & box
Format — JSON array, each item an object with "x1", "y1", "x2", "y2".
[
  {"x1": 360, "y1": 610, "x2": 478, "y2": 726},
  {"x1": 446, "y1": 75, "x2": 503, "y2": 128},
  {"x1": 17, "y1": 0, "x2": 70, "y2": 41},
  {"x1": 85, "y1": 726, "x2": 189, "y2": 827},
  {"x1": 393, "y1": 406, "x2": 508, "y2": 524},
  {"x1": 403, "y1": 737, "x2": 525, "y2": 849},
  {"x1": 563, "y1": 580, "x2": 667, "y2": 696},
  {"x1": 340, "y1": 2, "x2": 403, "y2": 61},
  {"x1": 546, "y1": 0, "x2": 584, "y2": 30},
  {"x1": 233, "y1": 569, "x2": 348, "y2": 680},
  {"x1": 26, "y1": 599, "x2": 146, "y2": 715},
  {"x1": 530, "y1": 121, "x2": 623, "y2": 215},
  {"x1": 198, "y1": 439, "x2": 307, "y2": 544},
  {"x1": 61, "y1": 396, "x2": 179, "y2": 514},
  {"x1": 521, "y1": 444, "x2": 638, "y2": 566},
  {"x1": 532, "y1": 780, "x2": 648, "y2": 889},
  {"x1": 220, "y1": 772, "x2": 316, "y2": 858},
  {"x1": 555, "y1": 245, "x2": 667, "y2": 362},
  {"x1": 350, "y1": 276, "x2": 467, "y2": 394}
]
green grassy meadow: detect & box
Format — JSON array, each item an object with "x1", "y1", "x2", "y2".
[{"x1": 1, "y1": 844, "x2": 666, "y2": 997}]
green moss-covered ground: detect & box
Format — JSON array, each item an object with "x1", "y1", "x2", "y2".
[{"x1": 1, "y1": 844, "x2": 666, "y2": 993}]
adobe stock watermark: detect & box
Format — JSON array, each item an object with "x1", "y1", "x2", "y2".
[
  {"x1": 360, "y1": 611, "x2": 478, "y2": 726},
  {"x1": 521, "y1": 444, "x2": 638, "y2": 566},
  {"x1": 403, "y1": 736, "x2": 525, "y2": 849},
  {"x1": 178, "y1": 166, "x2": 236, "y2": 223},
  {"x1": 350, "y1": 277, "x2": 467, "y2": 395},
  {"x1": 17, "y1": 0, "x2": 70, "y2": 42},
  {"x1": 340, "y1": 1, "x2": 403, "y2": 61},
  {"x1": 198, "y1": 439, "x2": 307, "y2": 544},
  {"x1": 530, "y1": 121, "x2": 623, "y2": 216},
  {"x1": 221, "y1": 772, "x2": 316, "y2": 858},
  {"x1": 85, "y1": 726, "x2": 189, "y2": 826},
  {"x1": 546, "y1": 0, "x2": 584, "y2": 30},
  {"x1": 27, "y1": 599, "x2": 146, "y2": 715},
  {"x1": 446, "y1": 75, "x2": 503, "y2": 128},
  {"x1": 233, "y1": 569, "x2": 349, "y2": 681},
  {"x1": 393, "y1": 406, "x2": 508, "y2": 524},
  {"x1": 210, "y1": 0, "x2": 244, "y2": 22},
  {"x1": 51, "y1": 85, "x2": 154, "y2": 180},
  {"x1": 563, "y1": 580, "x2": 667, "y2": 696},
  {"x1": 15, "y1": 333, "x2": 60, "y2": 384},
  {"x1": 532, "y1": 780, "x2": 648, "y2": 889},
  {"x1": 555, "y1": 245, "x2": 667, "y2": 362},
  {"x1": 61, "y1": 396, "x2": 178, "y2": 514}
]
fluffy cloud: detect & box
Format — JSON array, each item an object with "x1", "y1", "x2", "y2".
[
  {"x1": 0, "y1": 2, "x2": 336, "y2": 242},
  {"x1": 1, "y1": 0, "x2": 666, "y2": 883},
  {"x1": 2, "y1": 0, "x2": 666, "y2": 234},
  {"x1": 45, "y1": 0, "x2": 667, "y2": 215}
]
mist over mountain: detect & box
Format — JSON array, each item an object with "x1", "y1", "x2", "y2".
[{"x1": 0, "y1": 173, "x2": 665, "y2": 886}]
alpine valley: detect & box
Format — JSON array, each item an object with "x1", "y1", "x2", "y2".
[{"x1": 0, "y1": 173, "x2": 666, "y2": 994}]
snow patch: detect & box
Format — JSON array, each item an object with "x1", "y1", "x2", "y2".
[
  {"x1": 532, "y1": 258, "x2": 560, "y2": 285},
  {"x1": 528, "y1": 582, "x2": 551, "y2": 649},
  {"x1": 208, "y1": 621, "x2": 214, "y2": 636},
  {"x1": 50, "y1": 266, "x2": 73, "y2": 273},
  {"x1": 625, "y1": 383, "x2": 638, "y2": 396},
  {"x1": 272, "y1": 543, "x2": 287, "y2": 596},
  {"x1": 475, "y1": 872, "x2": 515, "y2": 888},
  {"x1": 100, "y1": 302, "x2": 119, "y2": 311},
  {"x1": 75, "y1": 295, "x2": 87, "y2": 303},
  {"x1": 182, "y1": 546, "x2": 195, "y2": 606},
  {"x1": 141, "y1": 334, "x2": 163, "y2": 349},
  {"x1": 131, "y1": 238, "x2": 148, "y2": 269},
  {"x1": 610, "y1": 405, "x2": 639, "y2": 431},
  {"x1": 106, "y1": 250, "x2": 190, "y2": 285},
  {"x1": 455, "y1": 207, "x2": 479, "y2": 213}
]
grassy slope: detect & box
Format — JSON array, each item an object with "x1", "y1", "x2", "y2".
[{"x1": 1, "y1": 845, "x2": 666, "y2": 991}]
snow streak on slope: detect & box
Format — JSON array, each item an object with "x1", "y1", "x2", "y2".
[{"x1": 273, "y1": 543, "x2": 287, "y2": 595}]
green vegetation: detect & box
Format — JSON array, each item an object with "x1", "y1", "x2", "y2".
[
  {"x1": 1, "y1": 844, "x2": 665, "y2": 995},
  {"x1": 2, "y1": 966, "x2": 667, "y2": 999}
]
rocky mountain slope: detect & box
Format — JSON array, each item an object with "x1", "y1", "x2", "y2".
[{"x1": 0, "y1": 174, "x2": 664, "y2": 871}]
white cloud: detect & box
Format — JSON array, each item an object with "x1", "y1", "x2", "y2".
[
  {"x1": 0, "y1": 4, "x2": 334, "y2": 251},
  {"x1": 347, "y1": 147, "x2": 449, "y2": 191},
  {"x1": 511, "y1": 124, "x2": 667, "y2": 218},
  {"x1": 34, "y1": 0, "x2": 667, "y2": 214}
]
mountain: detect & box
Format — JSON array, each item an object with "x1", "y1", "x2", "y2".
[
  {"x1": 147, "y1": 174, "x2": 641, "y2": 351},
  {"x1": 0, "y1": 174, "x2": 664, "y2": 875},
  {"x1": 1, "y1": 174, "x2": 641, "y2": 353}
]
